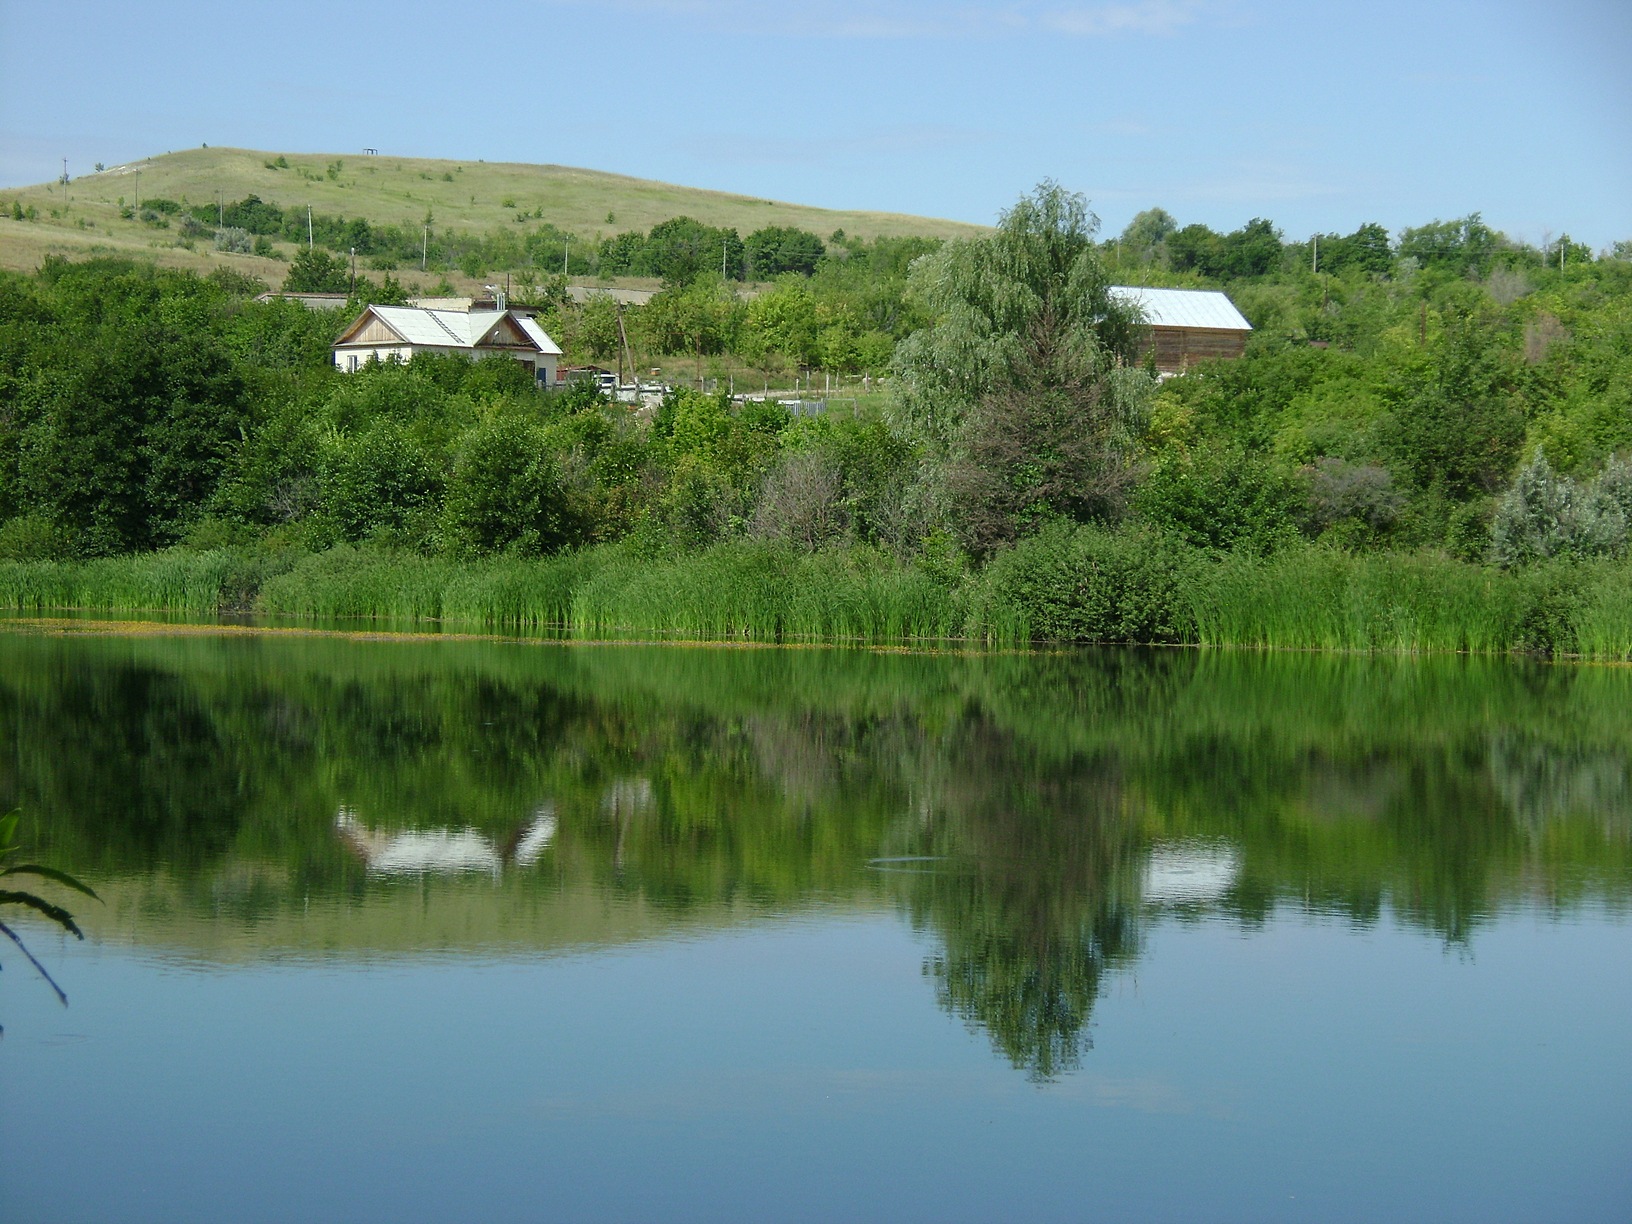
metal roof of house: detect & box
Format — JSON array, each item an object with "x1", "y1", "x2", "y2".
[
  {"x1": 342, "y1": 305, "x2": 561, "y2": 354},
  {"x1": 1110, "y1": 286, "x2": 1252, "y2": 331},
  {"x1": 514, "y1": 315, "x2": 564, "y2": 356}
]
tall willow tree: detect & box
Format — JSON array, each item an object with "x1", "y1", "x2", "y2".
[{"x1": 891, "y1": 182, "x2": 1154, "y2": 557}]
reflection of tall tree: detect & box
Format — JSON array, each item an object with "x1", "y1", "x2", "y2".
[{"x1": 891, "y1": 723, "x2": 1145, "y2": 1081}]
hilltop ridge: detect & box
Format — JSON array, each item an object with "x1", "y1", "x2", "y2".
[{"x1": 0, "y1": 145, "x2": 984, "y2": 284}]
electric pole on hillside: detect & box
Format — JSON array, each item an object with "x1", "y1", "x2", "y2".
[
  {"x1": 307, "y1": 205, "x2": 313, "y2": 250},
  {"x1": 60, "y1": 159, "x2": 69, "y2": 207}
]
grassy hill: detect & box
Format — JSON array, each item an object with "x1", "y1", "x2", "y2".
[{"x1": 0, "y1": 145, "x2": 983, "y2": 288}]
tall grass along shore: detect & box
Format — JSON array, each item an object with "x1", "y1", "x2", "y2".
[{"x1": 1, "y1": 530, "x2": 1628, "y2": 658}]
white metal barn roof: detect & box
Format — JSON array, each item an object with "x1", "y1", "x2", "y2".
[{"x1": 1109, "y1": 287, "x2": 1252, "y2": 331}]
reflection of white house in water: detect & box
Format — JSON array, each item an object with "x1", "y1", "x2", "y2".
[
  {"x1": 335, "y1": 805, "x2": 557, "y2": 878},
  {"x1": 1142, "y1": 842, "x2": 1241, "y2": 906}
]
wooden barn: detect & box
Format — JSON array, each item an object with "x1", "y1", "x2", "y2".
[
  {"x1": 331, "y1": 304, "x2": 563, "y2": 384},
  {"x1": 1110, "y1": 286, "x2": 1252, "y2": 373}
]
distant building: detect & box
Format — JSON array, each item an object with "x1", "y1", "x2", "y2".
[
  {"x1": 253, "y1": 290, "x2": 353, "y2": 311},
  {"x1": 331, "y1": 303, "x2": 563, "y2": 384},
  {"x1": 1110, "y1": 286, "x2": 1252, "y2": 373}
]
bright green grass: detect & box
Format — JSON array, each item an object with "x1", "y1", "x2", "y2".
[
  {"x1": 3, "y1": 542, "x2": 1629, "y2": 657},
  {"x1": 1190, "y1": 547, "x2": 1528, "y2": 654}
]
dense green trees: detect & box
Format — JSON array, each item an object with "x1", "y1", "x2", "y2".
[
  {"x1": 744, "y1": 225, "x2": 825, "y2": 277},
  {"x1": 1, "y1": 178, "x2": 1630, "y2": 621}
]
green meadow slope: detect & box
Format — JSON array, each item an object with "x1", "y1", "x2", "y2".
[{"x1": 0, "y1": 145, "x2": 983, "y2": 283}]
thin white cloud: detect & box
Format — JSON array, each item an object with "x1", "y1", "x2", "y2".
[
  {"x1": 1043, "y1": 1, "x2": 1210, "y2": 37},
  {"x1": 550, "y1": 0, "x2": 1227, "y2": 40}
]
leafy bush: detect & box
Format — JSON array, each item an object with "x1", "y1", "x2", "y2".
[
  {"x1": 1135, "y1": 444, "x2": 1301, "y2": 552},
  {"x1": 314, "y1": 423, "x2": 442, "y2": 547},
  {"x1": 0, "y1": 514, "x2": 76, "y2": 561},
  {"x1": 1490, "y1": 450, "x2": 1626, "y2": 567},
  {"x1": 1300, "y1": 457, "x2": 1401, "y2": 541},
  {"x1": 442, "y1": 415, "x2": 583, "y2": 557},
  {"x1": 974, "y1": 523, "x2": 1201, "y2": 644}
]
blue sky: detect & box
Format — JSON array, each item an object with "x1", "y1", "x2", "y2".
[{"x1": 2, "y1": 0, "x2": 1628, "y2": 248}]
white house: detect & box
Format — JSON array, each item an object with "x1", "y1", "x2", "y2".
[{"x1": 331, "y1": 304, "x2": 564, "y2": 385}]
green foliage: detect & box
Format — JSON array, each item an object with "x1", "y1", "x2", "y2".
[
  {"x1": 1397, "y1": 214, "x2": 1500, "y2": 275},
  {"x1": 598, "y1": 216, "x2": 745, "y2": 284},
  {"x1": 313, "y1": 420, "x2": 443, "y2": 548},
  {"x1": 1489, "y1": 449, "x2": 1627, "y2": 567},
  {"x1": 1135, "y1": 443, "x2": 1301, "y2": 552},
  {"x1": 1166, "y1": 217, "x2": 1282, "y2": 278},
  {"x1": 282, "y1": 247, "x2": 350, "y2": 293},
  {"x1": 1311, "y1": 222, "x2": 1392, "y2": 277},
  {"x1": 442, "y1": 413, "x2": 583, "y2": 557},
  {"x1": 893, "y1": 182, "x2": 1150, "y2": 552},
  {"x1": 745, "y1": 225, "x2": 825, "y2": 277},
  {"x1": 1380, "y1": 309, "x2": 1527, "y2": 502},
  {"x1": 1116, "y1": 207, "x2": 1177, "y2": 264},
  {"x1": 1192, "y1": 545, "x2": 1517, "y2": 653},
  {"x1": 0, "y1": 513, "x2": 76, "y2": 561},
  {"x1": 971, "y1": 522, "x2": 1200, "y2": 644},
  {"x1": 1, "y1": 203, "x2": 1629, "y2": 655}
]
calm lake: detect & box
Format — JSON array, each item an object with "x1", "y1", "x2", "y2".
[{"x1": 1, "y1": 626, "x2": 1628, "y2": 1223}]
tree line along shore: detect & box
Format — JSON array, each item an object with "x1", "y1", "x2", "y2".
[{"x1": 1, "y1": 184, "x2": 1629, "y2": 654}]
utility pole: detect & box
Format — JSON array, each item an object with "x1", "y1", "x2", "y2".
[
  {"x1": 60, "y1": 158, "x2": 69, "y2": 208},
  {"x1": 563, "y1": 235, "x2": 569, "y2": 277},
  {"x1": 723, "y1": 237, "x2": 728, "y2": 280},
  {"x1": 349, "y1": 247, "x2": 356, "y2": 297},
  {"x1": 307, "y1": 205, "x2": 313, "y2": 250},
  {"x1": 615, "y1": 301, "x2": 636, "y2": 392},
  {"x1": 1311, "y1": 234, "x2": 1318, "y2": 275}
]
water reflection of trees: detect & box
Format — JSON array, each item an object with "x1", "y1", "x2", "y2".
[
  {"x1": 1, "y1": 632, "x2": 1629, "y2": 1076},
  {"x1": 886, "y1": 727, "x2": 1144, "y2": 1080}
]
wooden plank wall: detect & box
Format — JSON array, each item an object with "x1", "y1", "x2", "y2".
[{"x1": 1137, "y1": 326, "x2": 1248, "y2": 373}]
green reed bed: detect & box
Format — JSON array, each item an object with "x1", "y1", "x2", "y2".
[
  {"x1": 567, "y1": 545, "x2": 782, "y2": 639},
  {"x1": 439, "y1": 552, "x2": 588, "y2": 628},
  {"x1": 255, "y1": 547, "x2": 455, "y2": 621},
  {"x1": 782, "y1": 551, "x2": 965, "y2": 642},
  {"x1": 1571, "y1": 559, "x2": 1632, "y2": 660},
  {"x1": 3, "y1": 539, "x2": 1628, "y2": 657},
  {"x1": 563, "y1": 543, "x2": 967, "y2": 644},
  {"x1": 1191, "y1": 547, "x2": 1528, "y2": 654},
  {"x1": 0, "y1": 548, "x2": 272, "y2": 616}
]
